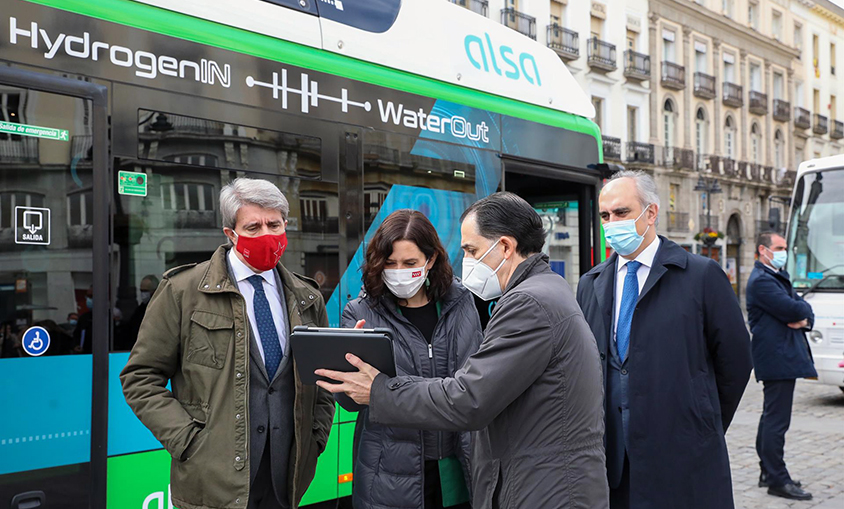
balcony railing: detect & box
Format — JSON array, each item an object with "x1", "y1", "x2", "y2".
[
  {"x1": 501, "y1": 8, "x2": 536, "y2": 40},
  {"x1": 661, "y1": 146, "x2": 694, "y2": 170},
  {"x1": 749, "y1": 91, "x2": 768, "y2": 115},
  {"x1": 451, "y1": 0, "x2": 488, "y2": 17},
  {"x1": 0, "y1": 136, "x2": 38, "y2": 163},
  {"x1": 832, "y1": 120, "x2": 844, "y2": 139},
  {"x1": 783, "y1": 170, "x2": 796, "y2": 186},
  {"x1": 587, "y1": 38, "x2": 617, "y2": 72},
  {"x1": 721, "y1": 157, "x2": 737, "y2": 177},
  {"x1": 623, "y1": 50, "x2": 650, "y2": 81},
  {"x1": 626, "y1": 141, "x2": 655, "y2": 164},
  {"x1": 699, "y1": 215, "x2": 720, "y2": 231},
  {"x1": 603, "y1": 136, "x2": 622, "y2": 160},
  {"x1": 667, "y1": 211, "x2": 690, "y2": 232},
  {"x1": 693, "y1": 72, "x2": 716, "y2": 99},
  {"x1": 547, "y1": 25, "x2": 578, "y2": 60},
  {"x1": 813, "y1": 114, "x2": 828, "y2": 135},
  {"x1": 773, "y1": 99, "x2": 790, "y2": 122},
  {"x1": 661, "y1": 61, "x2": 685, "y2": 89},
  {"x1": 723, "y1": 82, "x2": 743, "y2": 107},
  {"x1": 794, "y1": 107, "x2": 811, "y2": 129},
  {"x1": 737, "y1": 161, "x2": 749, "y2": 179}
]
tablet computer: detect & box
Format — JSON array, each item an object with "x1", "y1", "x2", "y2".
[{"x1": 290, "y1": 326, "x2": 397, "y2": 385}]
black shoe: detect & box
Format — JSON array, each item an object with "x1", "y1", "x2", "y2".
[
  {"x1": 759, "y1": 471, "x2": 801, "y2": 488},
  {"x1": 768, "y1": 483, "x2": 812, "y2": 501}
]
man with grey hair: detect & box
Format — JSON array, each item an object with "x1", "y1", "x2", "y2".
[
  {"x1": 122, "y1": 177, "x2": 335, "y2": 509},
  {"x1": 576, "y1": 170, "x2": 752, "y2": 509}
]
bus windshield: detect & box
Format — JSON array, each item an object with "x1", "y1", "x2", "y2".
[{"x1": 787, "y1": 167, "x2": 844, "y2": 290}]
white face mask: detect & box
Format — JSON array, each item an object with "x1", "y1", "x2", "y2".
[
  {"x1": 462, "y1": 240, "x2": 507, "y2": 301},
  {"x1": 383, "y1": 261, "x2": 428, "y2": 300},
  {"x1": 139, "y1": 291, "x2": 152, "y2": 304}
]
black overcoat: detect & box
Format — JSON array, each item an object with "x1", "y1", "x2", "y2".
[{"x1": 576, "y1": 237, "x2": 752, "y2": 509}]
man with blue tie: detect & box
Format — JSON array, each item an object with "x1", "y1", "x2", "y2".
[
  {"x1": 576, "y1": 171, "x2": 752, "y2": 509},
  {"x1": 122, "y1": 178, "x2": 335, "y2": 509}
]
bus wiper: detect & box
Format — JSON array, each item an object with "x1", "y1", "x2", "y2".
[{"x1": 801, "y1": 265, "x2": 844, "y2": 297}]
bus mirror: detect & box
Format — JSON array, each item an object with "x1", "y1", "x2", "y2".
[{"x1": 767, "y1": 208, "x2": 781, "y2": 232}]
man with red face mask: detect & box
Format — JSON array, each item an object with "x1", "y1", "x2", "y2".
[{"x1": 121, "y1": 178, "x2": 335, "y2": 509}]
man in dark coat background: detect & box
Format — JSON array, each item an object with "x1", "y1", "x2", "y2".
[
  {"x1": 576, "y1": 170, "x2": 753, "y2": 509},
  {"x1": 746, "y1": 231, "x2": 816, "y2": 501}
]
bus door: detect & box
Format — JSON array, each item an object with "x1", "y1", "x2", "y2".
[{"x1": 0, "y1": 67, "x2": 109, "y2": 508}]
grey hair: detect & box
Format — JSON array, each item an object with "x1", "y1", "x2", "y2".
[
  {"x1": 220, "y1": 177, "x2": 289, "y2": 230},
  {"x1": 608, "y1": 170, "x2": 661, "y2": 225}
]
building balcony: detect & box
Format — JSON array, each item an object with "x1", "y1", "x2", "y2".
[
  {"x1": 737, "y1": 161, "x2": 749, "y2": 179},
  {"x1": 661, "y1": 61, "x2": 685, "y2": 89},
  {"x1": 794, "y1": 107, "x2": 811, "y2": 129},
  {"x1": 773, "y1": 99, "x2": 790, "y2": 122},
  {"x1": 783, "y1": 170, "x2": 796, "y2": 186},
  {"x1": 813, "y1": 114, "x2": 828, "y2": 135},
  {"x1": 667, "y1": 211, "x2": 690, "y2": 232},
  {"x1": 501, "y1": 8, "x2": 536, "y2": 40},
  {"x1": 451, "y1": 0, "x2": 488, "y2": 17},
  {"x1": 831, "y1": 120, "x2": 844, "y2": 139},
  {"x1": 587, "y1": 38, "x2": 617, "y2": 72},
  {"x1": 749, "y1": 91, "x2": 768, "y2": 115},
  {"x1": 0, "y1": 136, "x2": 38, "y2": 163},
  {"x1": 626, "y1": 141, "x2": 655, "y2": 164},
  {"x1": 547, "y1": 25, "x2": 578, "y2": 60},
  {"x1": 602, "y1": 136, "x2": 622, "y2": 160},
  {"x1": 723, "y1": 82, "x2": 743, "y2": 107},
  {"x1": 693, "y1": 72, "x2": 716, "y2": 99},
  {"x1": 721, "y1": 157, "x2": 737, "y2": 177},
  {"x1": 699, "y1": 215, "x2": 720, "y2": 231},
  {"x1": 661, "y1": 146, "x2": 695, "y2": 170},
  {"x1": 623, "y1": 50, "x2": 651, "y2": 81}
]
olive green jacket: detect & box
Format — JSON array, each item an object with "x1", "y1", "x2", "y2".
[{"x1": 120, "y1": 246, "x2": 335, "y2": 509}]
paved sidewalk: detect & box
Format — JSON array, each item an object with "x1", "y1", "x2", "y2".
[{"x1": 727, "y1": 378, "x2": 844, "y2": 508}]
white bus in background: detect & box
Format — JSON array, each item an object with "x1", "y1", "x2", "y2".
[{"x1": 787, "y1": 155, "x2": 844, "y2": 392}]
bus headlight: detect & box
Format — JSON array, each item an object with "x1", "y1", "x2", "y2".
[{"x1": 808, "y1": 330, "x2": 824, "y2": 343}]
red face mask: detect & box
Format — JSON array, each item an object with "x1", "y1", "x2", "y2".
[{"x1": 234, "y1": 232, "x2": 287, "y2": 271}]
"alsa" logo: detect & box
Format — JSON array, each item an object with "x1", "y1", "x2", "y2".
[{"x1": 464, "y1": 33, "x2": 541, "y2": 86}]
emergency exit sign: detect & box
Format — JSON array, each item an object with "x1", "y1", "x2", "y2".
[
  {"x1": 118, "y1": 171, "x2": 147, "y2": 197},
  {"x1": 0, "y1": 121, "x2": 69, "y2": 141}
]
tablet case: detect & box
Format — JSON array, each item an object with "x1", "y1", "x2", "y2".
[{"x1": 290, "y1": 326, "x2": 397, "y2": 385}]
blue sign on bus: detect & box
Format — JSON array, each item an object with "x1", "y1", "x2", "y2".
[{"x1": 22, "y1": 326, "x2": 50, "y2": 356}]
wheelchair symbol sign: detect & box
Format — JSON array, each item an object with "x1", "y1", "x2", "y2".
[{"x1": 22, "y1": 326, "x2": 50, "y2": 356}]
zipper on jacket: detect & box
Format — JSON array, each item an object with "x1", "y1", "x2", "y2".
[{"x1": 428, "y1": 343, "x2": 433, "y2": 359}]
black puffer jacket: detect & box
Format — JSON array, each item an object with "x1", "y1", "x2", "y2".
[{"x1": 340, "y1": 279, "x2": 483, "y2": 509}]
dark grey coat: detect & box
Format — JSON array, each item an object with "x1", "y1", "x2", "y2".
[
  {"x1": 341, "y1": 279, "x2": 482, "y2": 509},
  {"x1": 369, "y1": 254, "x2": 609, "y2": 509}
]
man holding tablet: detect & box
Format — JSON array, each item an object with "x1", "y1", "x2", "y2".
[
  {"x1": 121, "y1": 178, "x2": 335, "y2": 509},
  {"x1": 316, "y1": 192, "x2": 609, "y2": 509}
]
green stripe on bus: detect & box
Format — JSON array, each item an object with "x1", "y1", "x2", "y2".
[{"x1": 24, "y1": 0, "x2": 601, "y2": 149}]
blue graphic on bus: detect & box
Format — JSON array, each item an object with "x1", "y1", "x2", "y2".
[
  {"x1": 21, "y1": 326, "x2": 50, "y2": 356},
  {"x1": 0, "y1": 356, "x2": 92, "y2": 474}
]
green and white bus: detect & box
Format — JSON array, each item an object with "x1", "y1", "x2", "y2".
[{"x1": 0, "y1": 1, "x2": 606, "y2": 507}]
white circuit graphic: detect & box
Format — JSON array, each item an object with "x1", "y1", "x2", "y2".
[{"x1": 246, "y1": 70, "x2": 371, "y2": 114}]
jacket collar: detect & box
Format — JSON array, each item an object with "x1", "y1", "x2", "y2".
[
  {"x1": 372, "y1": 277, "x2": 469, "y2": 321},
  {"x1": 754, "y1": 260, "x2": 791, "y2": 283},
  {"x1": 198, "y1": 246, "x2": 319, "y2": 312},
  {"x1": 503, "y1": 253, "x2": 550, "y2": 294}
]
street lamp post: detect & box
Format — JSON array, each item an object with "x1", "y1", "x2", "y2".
[{"x1": 694, "y1": 175, "x2": 723, "y2": 247}]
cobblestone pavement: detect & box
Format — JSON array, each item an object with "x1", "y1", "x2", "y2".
[{"x1": 727, "y1": 378, "x2": 844, "y2": 509}]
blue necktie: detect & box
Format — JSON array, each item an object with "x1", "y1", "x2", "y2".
[
  {"x1": 616, "y1": 260, "x2": 641, "y2": 363},
  {"x1": 248, "y1": 275, "x2": 283, "y2": 377}
]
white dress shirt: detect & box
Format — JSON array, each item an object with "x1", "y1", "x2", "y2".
[
  {"x1": 228, "y1": 248, "x2": 288, "y2": 363},
  {"x1": 613, "y1": 236, "x2": 661, "y2": 337}
]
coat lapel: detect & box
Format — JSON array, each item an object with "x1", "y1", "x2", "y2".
[
  {"x1": 638, "y1": 237, "x2": 687, "y2": 304},
  {"x1": 593, "y1": 253, "x2": 618, "y2": 340}
]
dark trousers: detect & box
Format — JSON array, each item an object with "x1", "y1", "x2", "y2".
[
  {"x1": 609, "y1": 455, "x2": 630, "y2": 509},
  {"x1": 249, "y1": 441, "x2": 286, "y2": 509},
  {"x1": 756, "y1": 379, "x2": 796, "y2": 488}
]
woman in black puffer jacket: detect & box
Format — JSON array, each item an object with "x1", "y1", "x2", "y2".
[{"x1": 340, "y1": 209, "x2": 482, "y2": 509}]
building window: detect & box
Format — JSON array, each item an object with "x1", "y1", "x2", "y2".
[
  {"x1": 813, "y1": 34, "x2": 820, "y2": 77},
  {"x1": 724, "y1": 116, "x2": 736, "y2": 159},
  {"x1": 627, "y1": 30, "x2": 638, "y2": 52},
  {"x1": 794, "y1": 23, "x2": 803, "y2": 57},
  {"x1": 663, "y1": 99, "x2": 676, "y2": 148},
  {"x1": 773, "y1": 72, "x2": 784, "y2": 100},
  {"x1": 832, "y1": 43, "x2": 837, "y2": 76},
  {"x1": 722, "y1": 0, "x2": 734, "y2": 18},
  {"x1": 627, "y1": 106, "x2": 638, "y2": 142},
  {"x1": 662, "y1": 29, "x2": 677, "y2": 62},
  {"x1": 723, "y1": 53, "x2": 736, "y2": 82},
  {"x1": 751, "y1": 123, "x2": 760, "y2": 163},
  {"x1": 748, "y1": 1, "x2": 759, "y2": 31},
  {"x1": 163, "y1": 154, "x2": 219, "y2": 167},
  {"x1": 695, "y1": 42, "x2": 708, "y2": 73},
  {"x1": 695, "y1": 107, "x2": 708, "y2": 162},
  {"x1": 0, "y1": 192, "x2": 45, "y2": 228},
  {"x1": 161, "y1": 182, "x2": 215, "y2": 211},
  {"x1": 750, "y1": 62, "x2": 762, "y2": 92},
  {"x1": 669, "y1": 183, "x2": 680, "y2": 211},
  {"x1": 591, "y1": 13, "x2": 603, "y2": 39},
  {"x1": 592, "y1": 96, "x2": 604, "y2": 131},
  {"x1": 832, "y1": 95, "x2": 837, "y2": 122},
  {"x1": 772, "y1": 10, "x2": 783, "y2": 41},
  {"x1": 795, "y1": 81, "x2": 804, "y2": 107},
  {"x1": 550, "y1": 0, "x2": 565, "y2": 25},
  {"x1": 300, "y1": 196, "x2": 327, "y2": 221},
  {"x1": 813, "y1": 89, "x2": 821, "y2": 113},
  {"x1": 774, "y1": 130, "x2": 783, "y2": 168},
  {"x1": 67, "y1": 191, "x2": 94, "y2": 226},
  {"x1": 0, "y1": 93, "x2": 22, "y2": 141}
]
